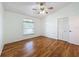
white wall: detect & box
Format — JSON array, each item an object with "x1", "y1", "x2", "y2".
[
  {"x1": 0, "y1": 3, "x2": 4, "y2": 55},
  {"x1": 43, "y1": 16, "x2": 57, "y2": 39},
  {"x1": 43, "y1": 3, "x2": 79, "y2": 45},
  {"x1": 3, "y1": 11, "x2": 41, "y2": 44}
]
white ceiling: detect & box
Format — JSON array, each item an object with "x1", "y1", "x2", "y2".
[{"x1": 3, "y1": 2, "x2": 71, "y2": 19}]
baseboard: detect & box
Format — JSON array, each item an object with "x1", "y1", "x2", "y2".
[
  {"x1": 0, "y1": 49, "x2": 3, "y2": 56},
  {"x1": 4, "y1": 36, "x2": 43, "y2": 46},
  {"x1": 43, "y1": 35, "x2": 58, "y2": 39},
  {"x1": 43, "y1": 35, "x2": 79, "y2": 46},
  {"x1": 0, "y1": 51, "x2": 1, "y2": 56}
]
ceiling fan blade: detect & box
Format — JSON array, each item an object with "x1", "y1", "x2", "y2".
[
  {"x1": 48, "y1": 7, "x2": 53, "y2": 10},
  {"x1": 32, "y1": 8, "x2": 37, "y2": 10}
]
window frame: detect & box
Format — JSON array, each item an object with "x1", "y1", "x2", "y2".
[{"x1": 23, "y1": 19, "x2": 35, "y2": 35}]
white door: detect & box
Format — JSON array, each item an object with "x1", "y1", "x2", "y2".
[
  {"x1": 69, "y1": 16, "x2": 79, "y2": 45},
  {"x1": 57, "y1": 17, "x2": 69, "y2": 41}
]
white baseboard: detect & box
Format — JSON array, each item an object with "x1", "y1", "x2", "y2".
[
  {"x1": 0, "y1": 49, "x2": 2, "y2": 56},
  {"x1": 0, "y1": 45, "x2": 4, "y2": 56},
  {"x1": 43, "y1": 35, "x2": 79, "y2": 46},
  {"x1": 43, "y1": 35, "x2": 58, "y2": 39}
]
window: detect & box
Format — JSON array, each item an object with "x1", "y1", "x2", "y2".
[{"x1": 23, "y1": 19, "x2": 34, "y2": 35}]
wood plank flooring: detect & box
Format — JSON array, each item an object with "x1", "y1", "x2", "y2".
[{"x1": 1, "y1": 36, "x2": 79, "y2": 57}]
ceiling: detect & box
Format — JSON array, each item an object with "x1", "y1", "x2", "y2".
[{"x1": 3, "y1": 2, "x2": 71, "y2": 19}]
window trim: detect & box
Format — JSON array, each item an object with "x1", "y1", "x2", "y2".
[{"x1": 23, "y1": 19, "x2": 35, "y2": 35}]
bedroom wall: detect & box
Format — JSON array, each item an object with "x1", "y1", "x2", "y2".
[
  {"x1": 3, "y1": 11, "x2": 42, "y2": 44},
  {"x1": 43, "y1": 3, "x2": 79, "y2": 45},
  {"x1": 0, "y1": 3, "x2": 4, "y2": 55}
]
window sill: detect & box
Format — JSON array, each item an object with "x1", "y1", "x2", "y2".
[{"x1": 23, "y1": 33, "x2": 34, "y2": 36}]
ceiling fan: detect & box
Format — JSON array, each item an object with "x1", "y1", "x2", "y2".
[{"x1": 32, "y1": 2, "x2": 53, "y2": 14}]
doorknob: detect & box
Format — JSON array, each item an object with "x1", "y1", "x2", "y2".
[{"x1": 69, "y1": 30, "x2": 72, "y2": 32}]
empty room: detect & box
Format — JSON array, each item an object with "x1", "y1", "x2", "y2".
[{"x1": 0, "y1": 2, "x2": 79, "y2": 57}]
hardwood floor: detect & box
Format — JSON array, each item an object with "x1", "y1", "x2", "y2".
[{"x1": 1, "y1": 36, "x2": 79, "y2": 57}]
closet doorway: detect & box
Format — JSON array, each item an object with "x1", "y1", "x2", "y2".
[{"x1": 57, "y1": 17, "x2": 69, "y2": 42}]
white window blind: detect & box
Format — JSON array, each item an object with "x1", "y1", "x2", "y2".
[{"x1": 23, "y1": 19, "x2": 34, "y2": 35}]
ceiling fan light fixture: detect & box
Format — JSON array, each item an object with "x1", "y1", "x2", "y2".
[
  {"x1": 40, "y1": 10, "x2": 45, "y2": 14},
  {"x1": 32, "y1": 2, "x2": 53, "y2": 15}
]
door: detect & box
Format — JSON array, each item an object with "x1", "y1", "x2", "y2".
[
  {"x1": 57, "y1": 17, "x2": 69, "y2": 41},
  {"x1": 69, "y1": 16, "x2": 79, "y2": 45}
]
